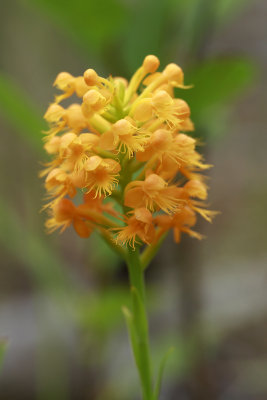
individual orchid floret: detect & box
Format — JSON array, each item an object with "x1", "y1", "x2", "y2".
[
  {"x1": 83, "y1": 155, "x2": 121, "y2": 197},
  {"x1": 124, "y1": 174, "x2": 181, "y2": 214},
  {"x1": 115, "y1": 208, "x2": 156, "y2": 248},
  {"x1": 100, "y1": 118, "x2": 150, "y2": 157}
]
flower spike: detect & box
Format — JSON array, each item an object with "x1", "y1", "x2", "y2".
[{"x1": 41, "y1": 55, "x2": 216, "y2": 245}]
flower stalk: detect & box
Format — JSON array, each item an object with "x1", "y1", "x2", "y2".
[{"x1": 125, "y1": 247, "x2": 153, "y2": 400}]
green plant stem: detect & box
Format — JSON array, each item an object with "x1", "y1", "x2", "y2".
[
  {"x1": 126, "y1": 247, "x2": 153, "y2": 400},
  {"x1": 141, "y1": 232, "x2": 168, "y2": 270}
]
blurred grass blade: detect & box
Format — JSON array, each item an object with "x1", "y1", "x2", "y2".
[
  {"x1": 122, "y1": 0, "x2": 170, "y2": 72},
  {"x1": 0, "y1": 196, "x2": 72, "y2": 294},
  {"x1": 153, "y1": 347, "x2": 174, "y2": 400},
  {"x1": 0, "y1": 72, "x2": 45, "y2": 152},
  {"x1": 183, "y1": 58, "x2": 255, "y2": 113},
  {"x1": 181, "y1": 57, "x2": 256, "y2": 140},
  {"x1": 0, "y1": 339, "x2": 7, "y2": 372},
  {"x1": 215, "y1": 0, "x2": 252, "y2": 26},
  {"x1": 122, "y1": 306, "x2": 141, "y2": 367},
  {"x1": 23, "y1": 0, "x2": 127, "y2": 52}
]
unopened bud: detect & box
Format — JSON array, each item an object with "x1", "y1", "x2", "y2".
[
  {"x1": 82, "y1": 89, "x2": 106, "y2": 117},
  {"x1": 163, "y1": 63, "x2": 184, "y2": 85},
  {"x1": 143, "y1": 55, "x2": 160, "y2": 73},
  {"x1": 152, "y1": 90, "x2": 173, "y2": 108},
  {"x1": 84, "y1": 69, "x2": 99, "y2": 86},
  {"x1": 113, "y1": 119, "x2": 136, "y2": 136}
]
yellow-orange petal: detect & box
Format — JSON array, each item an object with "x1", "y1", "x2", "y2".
[
  {"x1": 73, "y1": 218, "x2": 91, "y2": 238},
  {"x1": 54, "y1": 198, "x2": 75, "y2": 222},
  {"x1": 124, "y1": 187, "x2": 144, "y2": 209},
  {"x1": 84, "y1": 155, "x2": 102, "y2": 171}
]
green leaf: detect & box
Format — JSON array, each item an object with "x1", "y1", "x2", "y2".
[
  {"x1": 122, "y1": 306, "x2": 141, "y2": 368},
  {"x1": 122, "y1": 0, "x2": 171, "y2": 72},
  {"x1": 214, "y1": 0, "x2": 252, "y2": 26},
  {"x1": 0, "y1": 196, "x2": 72, "y2": 294},
  {"x1": 181, "y1": 58, "x2": 256, "y2": 138},
  {"x1": 0, "y1": 339, "x2": 7, "y2": 372},
  {"x1": 130, "y1": 287, "x2": 152, "y2": 399},
  {"x1": 23, "y1": 0, "x2": 127, "y2": 52},
  {"x1": 153, "y1": 347, "x2": 174, "y2": 400},
  {"x1": 80, "y1": 288, "x2": 129, "y2": 339},
  {"x1": 0, "y1": 73, "x2": 45, "y2": 152},
  {"x1": 131, "y1": 287, "x2": 149, "y2": 340}
]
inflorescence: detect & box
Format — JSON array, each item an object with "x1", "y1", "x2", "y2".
[{"x1": 41, "y1": 55, "x2": 216, "y2": 248}]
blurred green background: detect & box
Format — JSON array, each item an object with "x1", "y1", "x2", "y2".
[{"x1": 0, "y1": 0, "x2": 266, "y2": 399}]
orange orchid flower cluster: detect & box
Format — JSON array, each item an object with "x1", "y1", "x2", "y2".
[{"x1": 42, "y1": 55, "x2": 215, "y2": 247}]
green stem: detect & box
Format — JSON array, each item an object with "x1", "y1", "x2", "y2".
[
  {"x1": 126, "y1": 247, "x2": 153, "y2": 400},
  {"x1": 141, "y1": 232, "x2": 168, "y2": 270},
  {"x1": 127, "y1": 247, "x2": 145, "y2": 301}
]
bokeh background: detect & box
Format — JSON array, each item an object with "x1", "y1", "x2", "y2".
[{"x1": 0, "y1": 0, "x2": 266, "y2": 399}]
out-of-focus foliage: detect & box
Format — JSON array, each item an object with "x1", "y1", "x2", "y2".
[
  {"x1": 0, "y1": 340, "x2": 7, "y2": 372},
  {"x1": 22, "y1": 0, "x2": 127, "y2": 52},
  {"x1": 182, "y1": 58, "x2": 256, "y2": 139},
  {"x1": 0, "y1": 197, "x2": 71, "y2": 293},
  {"x1": 0, "y1": 73, "x2": 45, "y2": 153}
]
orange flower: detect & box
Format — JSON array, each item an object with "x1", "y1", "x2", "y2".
[
  {"x1": 46, "y1": 198, "x2": 92, "y2": 238},
  {"x1": 124, "y1": 174, "x2": 181, "y2": 214},
  {"x1": 155, "y1": 206, "x2": 203, "y2": 243},
  {"x1": 100, "y1": 119, "x2": 150, "y2": 157},
  {"x1": 84, "y1": 155, "x2": 121, "y2": 196},
  {"x1": 116, "y1": 208, "x2": 155, "y2": 247}
]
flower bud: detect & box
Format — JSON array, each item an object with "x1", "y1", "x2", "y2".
[
  {"x1": 113, "y1": 119, "x2": 136, "y2": 136},
  {"x1": 152, "y1": 90, "x2": 173, "y2": 109},
  {"x1": 84, "y1": 68, "x2": 99, "y2": 86},
  {"x1": 163, "y1": 63, "x2": 184, "y2": 85},
  {"x1": 82, "y1": 89, "x2": 106, "y2": 117},
  {"x1": 143, "y1": 55, "x2": 160, "y2": 73}
]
